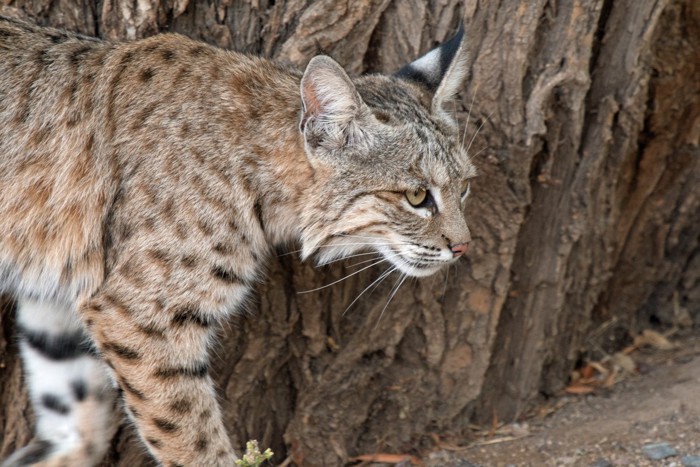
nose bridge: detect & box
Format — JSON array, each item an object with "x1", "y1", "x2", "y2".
[{"x1": 441, "y1": 192, "x2": 471, "y2": 245}]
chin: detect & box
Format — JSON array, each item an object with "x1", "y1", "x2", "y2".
[{"x1": 386, "y1": 256, "x2": 447, "y2": 278}]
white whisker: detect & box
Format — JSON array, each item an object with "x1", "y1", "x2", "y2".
[
  {"x1": 442, "y1": 264, "x2": 451, "y2": 302},
  {"x1": 465, "y1": 110, "x2": 494, "y2": 156},
  {"x1": 318, "y1": 251, "x2": 382, "y2": 267},
  {"x1": 278, "y1": 242, "x2": 409, "y2": 257},
  {"x1": 343, "y1": 266, "x2": 396, "y2": 316},
  {"x1": 375, "y1": 273, "x2": 408, "y2": 328},
  {"x1": 345, "y1": 250, "x2": 405, "y2": 268},
  {"x1": 297, "y1": 257, "x2": 388, "y2": 294},
  {"x1": 461, "y1": 90, "x2": 477, "y2": 149}
]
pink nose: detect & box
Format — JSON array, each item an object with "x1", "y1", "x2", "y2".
[{"x1": 449, "y1": 242, "x2": 469, "y2": 257}]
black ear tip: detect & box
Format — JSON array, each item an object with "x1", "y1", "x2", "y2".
[{"x1": 394, "y1": 24, "x2": 466, "y2": 92}]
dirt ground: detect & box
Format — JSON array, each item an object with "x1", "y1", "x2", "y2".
[{"x1": 419, "y1": 331, "x2": 700, "y2": 467}]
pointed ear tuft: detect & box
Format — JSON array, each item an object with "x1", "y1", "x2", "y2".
[
  {"x1": 301, "y1": 56, "x2": 362, "y2": 130},
  {"x1": 395, "y1": 26, "x2": 469, "y2": 116}
]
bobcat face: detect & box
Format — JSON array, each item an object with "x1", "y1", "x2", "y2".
[{"x1": 297, "y1": 29, "x2": 476, "y2": 277}]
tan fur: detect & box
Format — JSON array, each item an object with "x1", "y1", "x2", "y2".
[{"x1": 0, "y1": 15, "x2": 475, "y2": 466}]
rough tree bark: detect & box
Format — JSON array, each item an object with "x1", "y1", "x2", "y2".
[{"x1": 0, "y1": 1, "x2": 698, "y2": 465}]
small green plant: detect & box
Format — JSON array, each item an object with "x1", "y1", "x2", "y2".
[{"x1": 235, "y1": 440, "x2": 273, "y2": 467}]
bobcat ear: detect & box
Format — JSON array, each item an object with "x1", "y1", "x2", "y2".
[
  {"x1": 300, "y1": 55, "x2": 370, "y2": 149},
  {"x1": 395, "y1": 26, "x2": 468, "y2": 116}
]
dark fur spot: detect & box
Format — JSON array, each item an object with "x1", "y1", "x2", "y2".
[
  {"x1": 18, "y1": 325, "x2": 98, "y2": 360},
  {"x1": 213, "y1": 243, "x2": 234, "y2": 255},
  {"x1": 211, "y1": 266, "x2": 241, "y2": 284},
  {"x1": 41, "y1": 394, "x2": 70, "y2": 415},
  {"x1": 153, "y1": 418, "x2": 179, "y2": 433},
  {"x1": 121, "y1": 51, "x2": 135, "y2": 64},
  {"x1": 128, "y1": 405, "x2": 140, "y2": 418},
  {"x1": 36, "y1": 48, "x2": 51, "y2": 66},
  {"x1": 374, "y1": 110, "x2": 392, "y2": 123},
  {"x1": 200, "y1": 409, "x2": 211, "y2": 419},
  {"x1": 84, "y1": 442, "x2": 96, "y2": 457},
  {"x1": 104, "y1": 342, "x2": 140, "y2": 360},
  {"x1": 0, "y1": 29, "x2": 18, "y2": 39},
  {"x1": 136, "y1": 323, "x2": 166, "y2": 339},
  {"x1": 162, "y1": 197, "x2": 176, "y2": 223},
  {"x1": 197, "y1": 220, "x2": 214, "y2": 236},
  {"x1": 13, "y1": 439, "x2": 53, "y2": 465},
  {"x1": 140, "y1": 67, "x2": 155, "y2": 82},
  {"x1": 147, "y1": 437, "x2": 162, "y2": 448},
  {"x1": 121, "y1": 379, "x2": 146, "y2": 400},
  {"x1": 71, "y1": 380, "x2": 88, "y2": 401},
  {"x1": 172, "y1": 305, "x2": 213, "y2": 328},
  {"x1": 148, "y1": 249, "x2": 170, "y2": 266},
  {"x1": 88, "y1": 301, "x2": 102, "y2": 313},
  {"x1": 195, "y1": 436, "x2": 208, "y2": 451},
  {"x1": 161, "y1": 49, "x2": 175, "y2": 61},
  {"x1": 155, "y1": 362, "x2": 208, "y2": 379},
  {"x1": 169, "y1": 398, "x2": 192, "y2": 414},
  {"x1": 253, "y1": 200, "x2": 265, "y2": 232},
  {"x1": 189, "y1": 46, "x2": 207, "y2": 56},
  {"x1": 180, "y1": 255, "x2": 197, "y2": 268},
  {"x1": 69, "y1": 45, "x2": 93, "y2": 67},
  {"x1": 48, "y1": 33, "x2": 68, "y2": 44},
  {"x1": 171, "y1": 463, "x2": 185, "y2": 467},
  {"x1": 103, "y1": 293, "x2": 130, "y2": 316}
]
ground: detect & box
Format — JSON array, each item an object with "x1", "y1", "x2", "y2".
[
  {"x1": 426, "y1": 331, "x2": 700, "y2": 467},
  {"x1": 351, "y1": 331, "x2": 700, "y2": 467}
]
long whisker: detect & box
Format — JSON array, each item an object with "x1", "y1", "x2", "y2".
[
  {"x1": 345, "y1": 250, "x2": 406, "y2": 268},
  {"x1": 465, "y1": 110, "x2": 494, "y2": 156},
  {"x1": 297, "y1": 257, "x2": 388, "y2": 294},
  {"x1": 469, "y1": 145, "x2": 489, "y2": 160},
  {"x1": 318, "y1": 251, "x2": 383, "y2": 267},
  {"x1": 343, "y1": 266, "x2": 397, "y2": 316},
  {"x1": 278, "y1": 242, "x2": 409, "y2": 257},
  {"x1": 442, "y1": 264, "x2": 451, "y2": 302},
  {"x1": 461, "y1": 90, "x2": 478, "y2": 148},
  {"x1": 375, "y1": 273, "x2": 408, "y2": 328},
  {"x1": 333, "y1": 233, "x2": 415, "y2": 247}
]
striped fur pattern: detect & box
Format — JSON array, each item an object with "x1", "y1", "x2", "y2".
[{"x1": 0, "y1": 15, "x2": 475, "y2": 467}]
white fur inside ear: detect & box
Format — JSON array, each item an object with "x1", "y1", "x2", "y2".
[
  {"x1": 301, "y1": 56, "x2": 360, "y2": 127},
  {"x1": 300, "y1": 56, "x2": 373, "y2": 148}
]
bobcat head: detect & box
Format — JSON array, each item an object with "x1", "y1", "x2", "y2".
[{"x1": 297, "y1": 28, "x2": 476, "y2": 278}]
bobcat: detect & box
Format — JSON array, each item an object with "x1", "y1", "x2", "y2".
[{"x1": 0, "y1": 14, "x2": 475, "y2": 467}]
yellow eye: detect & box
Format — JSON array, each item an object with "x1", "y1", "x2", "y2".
[
  {"x1": 406, "y1": 188, "x2": 427, "y2": 206},
  {"x1": 460, "y1": 180, "x2": 470, "y2": 198}
]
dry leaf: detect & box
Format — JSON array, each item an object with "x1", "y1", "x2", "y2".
[
  {"x1": 634, "y1": 329, "x2": 675, "y2": 350},
  {"x1": 610, "y1": 352, "x2": 637, "y2": 374},
  {"x1": 564, "y1": 383, "x2": 595, "y2": 394}
]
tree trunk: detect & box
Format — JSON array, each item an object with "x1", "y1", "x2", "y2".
[{"x1": 1, "y1": 1, "x2": 698, "y2": 465}]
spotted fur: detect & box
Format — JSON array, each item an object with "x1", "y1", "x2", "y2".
[{"x1": 0, "y1": 15, "x2": 475, "y2": 466}]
